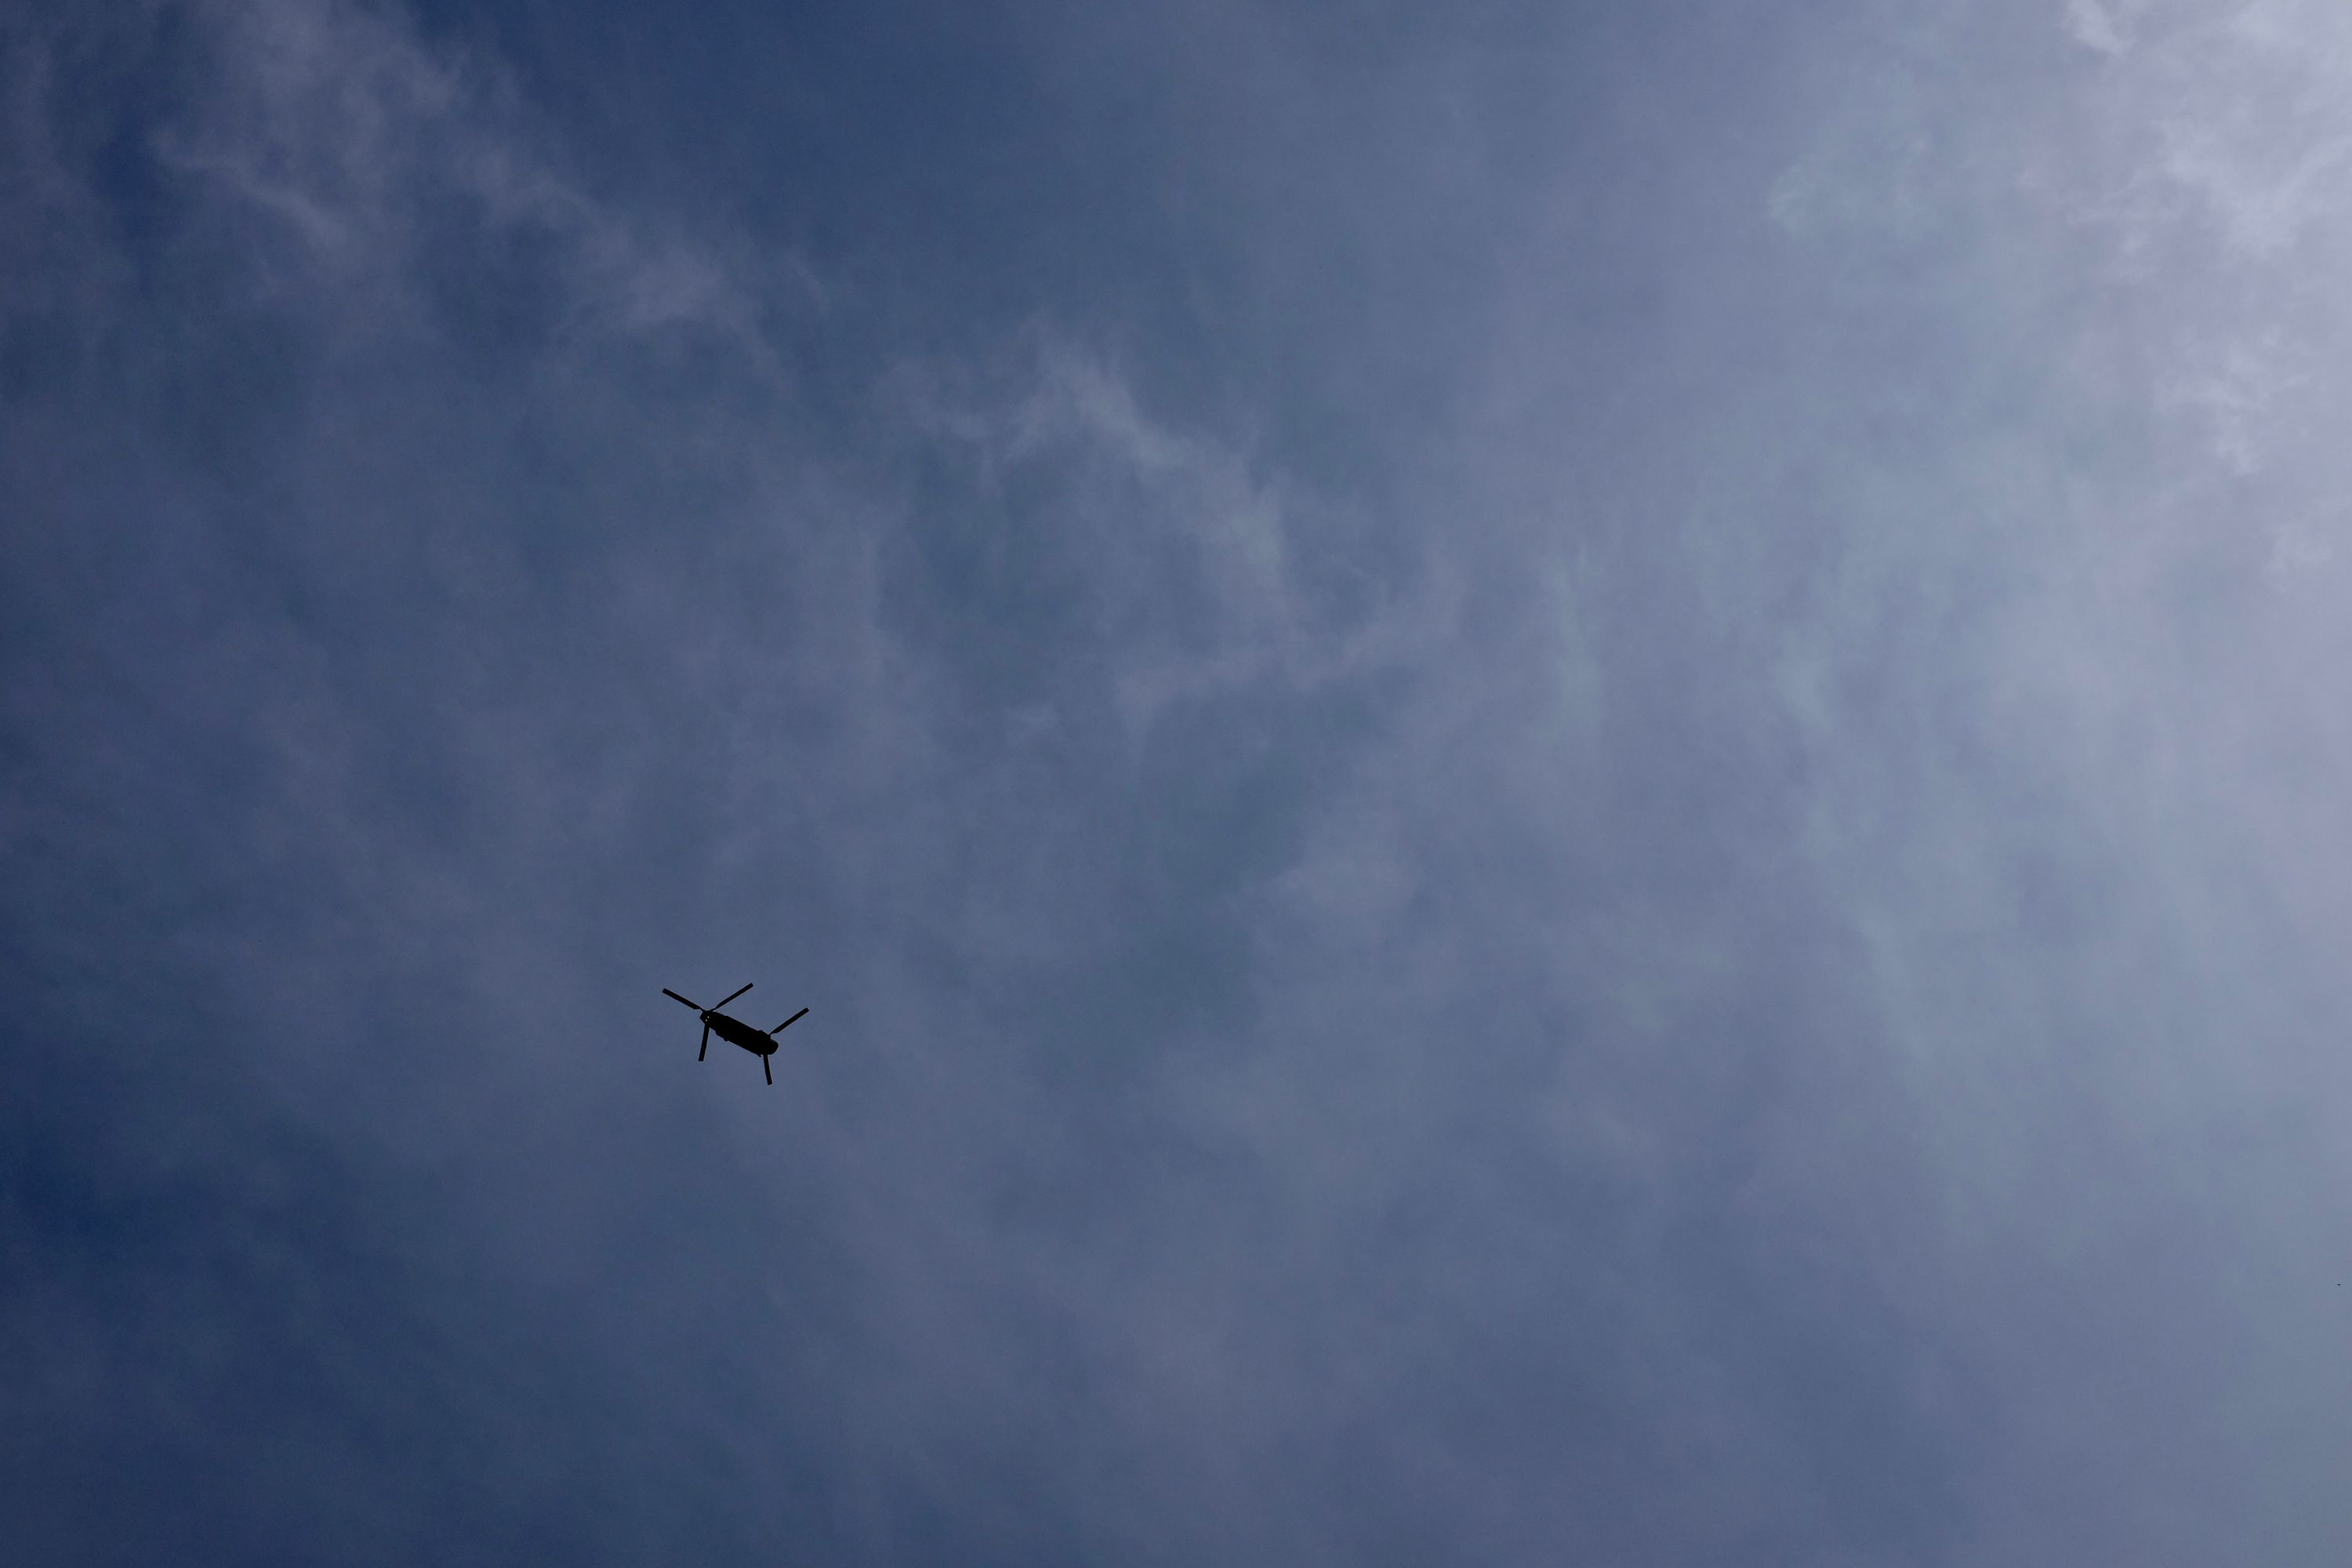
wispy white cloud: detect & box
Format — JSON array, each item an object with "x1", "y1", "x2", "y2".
[
  {"x1": 893, "y1": 328, "x2": 1440, "y2": 757},
  {"x1": 141, "y1": 0, "x2": 771, "y2": 357}
]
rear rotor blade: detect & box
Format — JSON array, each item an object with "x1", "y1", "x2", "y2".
[
  {"x1": 699, "y1": 1023, "x2": 709, "y2": 1062},
  {"x1": 662, "y1": 988, "x2": 702, "y2": 1011},
  {"x1": 763, "y1": 1054, "x2": 772, "y2": 1085},
  {"x1": 770, "y1": 1007, "x2": 808, "y2": 1034},
  {"x1": 715, "y1": 982, "x2": 754, "y2": 1011}
]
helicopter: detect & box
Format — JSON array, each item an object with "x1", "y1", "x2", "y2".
[{"x1": 662, "y1": 983, "x2": 808, "y2": 1085}]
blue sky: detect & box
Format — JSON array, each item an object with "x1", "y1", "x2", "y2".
[{"x1": 8, "y1": 1, "x2": 2352, "y2": 1562}]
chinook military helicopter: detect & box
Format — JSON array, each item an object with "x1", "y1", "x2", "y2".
[{"x1": 662, "y1": 983, "x2": 808, "y2": 1084}]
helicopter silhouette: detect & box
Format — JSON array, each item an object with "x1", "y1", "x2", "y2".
[{"x1": 662, "y1": 983, "x2": 808, "y2": 1084}]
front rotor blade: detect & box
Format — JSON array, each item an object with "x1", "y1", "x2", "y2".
[
  {"x1": 662, "y1": 988, "x2": 702, "y2": 1011},
  {"x1": 770, "y1": 1007, "x2": 808, "y2": 1034},
  {"x1": 715, "y1": 982, "x2": 754, "y2": 1011}
]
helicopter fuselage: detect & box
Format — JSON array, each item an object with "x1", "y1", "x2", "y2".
[{"x1": 704, "y1": 1011, "x2": 775, "y2": 1055}]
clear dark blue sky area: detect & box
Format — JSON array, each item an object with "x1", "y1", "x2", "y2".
[{"x1": 9, "y1": 2, "x2": 2352, "y2": 1563}]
